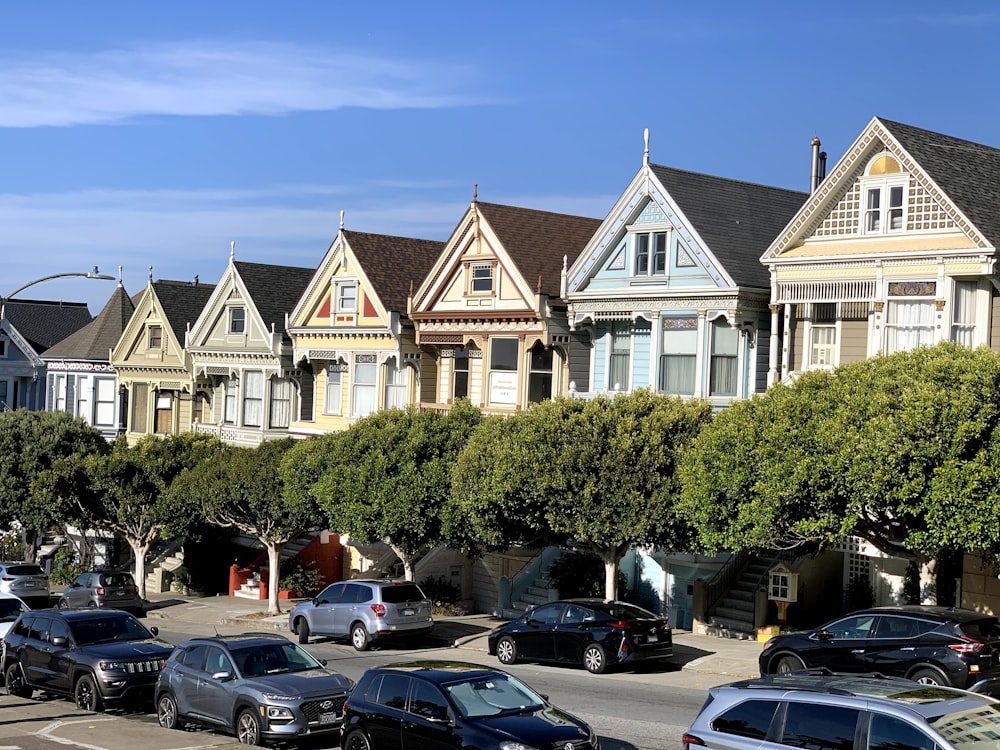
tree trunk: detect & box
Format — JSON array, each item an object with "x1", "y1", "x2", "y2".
[
  {"x1": 23, "y1": 529, "x2": 39, "y2": 563},
  {"x1": 130, "y1": 539, "x2": 153, "y2": 599},
  {"x1": 919, "y1": 558, "x2": 938, "y2": 605},
  {"x1": 266, "y1": 542, "x2": 285, "y2": 615},
  {"x1": 601, "y1": 549, "x2": 620, "y2": 601},
  {"x1": 387, "y1": 541, "x2": 416, "y2": 582}
]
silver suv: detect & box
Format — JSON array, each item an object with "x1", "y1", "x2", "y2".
[
  {"x1": 288, "y1": 579, "x2": 433, "y2": 651},
  {"x1": 0, "y1": 562, "x2": 50, "y2": 608},
  {"x1": 684, "y1": 671, "x2": 1000, "y2": 750},
  {"x1": 58, "y1": 570, "x2": 145, "y2": 616}
]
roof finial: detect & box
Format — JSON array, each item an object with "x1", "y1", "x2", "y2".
[
  {"x1": 118, "y1": 265, "x2": 123, "y2": 287},
  {"x1": 473, "y1": 183, "x2": 478, "y2": 204},
  {"x1": 643, "y1": 128, "x2": 650, "y2": 166},
  {"x1": 230, "y1": 240, "x2": 235, "y2": 261},
  {"x1": 148, "y1": 265, "x2": 153, "y2": 282},
  {"x1": 537, "y1": 275, "x2": 542, "y2": 294},
  {"x1": 340, "y1": 209, "x2": 345, "y2": 230}
]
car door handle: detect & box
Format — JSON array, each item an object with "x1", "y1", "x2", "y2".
[
  {"x1": 851, "y1": 649, "x2": 866, "y2": 653},
  {"x1": 901, "y1": 647, "x2": 915, "y2": 651}
]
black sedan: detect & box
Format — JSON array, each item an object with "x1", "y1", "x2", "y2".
[
  {"x1": 759, "y1": 605, "x2": 1000, "y2": 692},
  {"x1": 342, "y1": 661, "x2": 598, "y2": 750},
  {"x1": 487, "y1": 598, "x2": 673, "y2": 674}
]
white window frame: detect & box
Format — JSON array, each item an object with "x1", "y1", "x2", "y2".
[
  {"x1": 808, "y1": 302, "x2": 838, "y2": 370},
  {"x1": 324, "y1": 362, "x2": 343, "y2": 415},
  {"x1": 658, "y1": 318, "x2": 697, "y2": 395},
  {"x1": 608, "y1": 322, "x2": 630, "y2": 391},
  {"x1": 488, "y1": 338, "x2": 518, "y2": 406},
  {"x1": 52, "y1": 373, "x2": 67, "y2": 412},
  {"x1": 93, "y1": 377, "x2": 117, "y2": 427},
  {"x1": 228, "y1": 306, "x2": 246, "y2": 334},
  {"x1": 242, "y1": 371, "x2": 264, "y2": 427},
  {"x1": 884, "y1": 283, "x2": 936, "y2": 355},
  {"x1": 469, "y1": 262, "x2": 494, "y2": 294},
  {"x1": 336, "y1": 283, "x2": 357, "y2": 313},
  {"x1": 148, "y1": 325, "x2": 163, "y2": 350},
  {"x1": 633, "y1": 230, "x2": 669, "y2": 276},
  {"x1": 351, "y1": 354, "x2": 378, "y2": 418},
  {"x1": 269, "y1": 378, "x2": 291, "y2": 429},
  {"x1": 709, "y1": 319, "x2": 739, "y2": 397},
  {"x1": 383, "y1": 358, "x2": 407, "y2": 410},
  {"x1": 224, "y1": 377, "x2": 237, "y2": 424},
  {"x1": 951, "y1": 280, "x2": 978, "y2": 348}
]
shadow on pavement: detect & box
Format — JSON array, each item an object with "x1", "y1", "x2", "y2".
[{"x1": 670, "y1": 642, "x2": 716, "y2": 668}]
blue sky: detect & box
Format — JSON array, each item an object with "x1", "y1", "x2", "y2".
[{"x1": 2, "y1": 2, "x2": 998, "y2": 314}]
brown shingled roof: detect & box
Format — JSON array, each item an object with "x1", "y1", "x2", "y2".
[
  {"x1": 342, "y1": 230, "x2": 445, "y2": 313},
  {"x1": 43, "y1": 285, "x2": 135, "y2": 360}
]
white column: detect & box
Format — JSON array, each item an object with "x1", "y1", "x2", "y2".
[{"x1": 768, "y1": 304, "x2": 780, "y2": 387}]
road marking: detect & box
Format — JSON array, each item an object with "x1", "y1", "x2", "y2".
[{"x1": 35, "y1": 718, "x2": 115, "y2": 750}]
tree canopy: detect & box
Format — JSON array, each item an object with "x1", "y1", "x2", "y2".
[
  {"x1": 301, "y1": 401, "x2": 482, "y2": 581},
  {"x1": 679, "y1": 342, "x2": 1000, "y2": 570},
  {"x1": 454, "y1": 391, "x2": 714, "y2": 599}
]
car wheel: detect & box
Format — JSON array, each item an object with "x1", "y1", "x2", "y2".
[
  {"x1": 5, "y1": 663, "x2": 32, "y2": 698},
  {"x1": 87, "y1": 602, "x2": 97, "y2": 608},
  {"x1": 910, "y1": 667, "x2": 949, "y2": 686},
  {"x1": 351, "y1": 623, "x2": 370, "y2": 652},
  {"x1": 157, "y1": 692, "x2": 180, "y2": 729},
  {"x1": 775, "y1": 654, "x2": 807, "y2": 675},
  {"x1": 236, "y1": 708, "x2": 262, "y2": 745},
  {"x1": 57, "y1": 598, "x2": 70, "y2": 609},
  {"x1": 496, "y1": 636, "x2": 518, "y2": 665},
  {"x1": 583, "y1": 643, "x2": 608, "y2": 674},
  {"x1": 75, "y1": 674, "x2": 104, "y2": 712},
  {"x1": 341, "y1": 728, "x2": 372, "y2": 750},
  {"x1": 296, "y1": 618, "x2": 310, "y2": 644}
]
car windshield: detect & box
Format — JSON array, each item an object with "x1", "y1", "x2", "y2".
[
  {"x1": 0, "y1": 599, "x2": 28, "y2": 623},
  {"x1": 69, "y1": 615, "x2": 153, "y2": 645},
  {"x1": 444, "y1": 673, "x2": 545, "y2": 718},
  {"x1": 4, "y1": 565, "x2": 44, "y2": 576},
  {"x1": 231, "y1": 642, "x2": 323, "y2": 677},
  {"x1": 381, "y1": 584, "x2": 426, "y2": 604}
]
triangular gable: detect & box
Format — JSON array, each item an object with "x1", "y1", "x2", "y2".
[
  {"x1": 763, "y1": 116, "x2": 988, "y2": 262},
  {"x1": 568, "y1": 168, "x2": 736, "y2": 294},
  {"x1": 0, "y1": 318, "x2": 44, "y2": 367},
  {"x1": 111, "y1": 281, "x2": 203, "y2": 368}
]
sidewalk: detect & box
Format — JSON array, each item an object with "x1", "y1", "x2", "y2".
[{"x1": 144, "y1": 592, "x2": 762, "y2": 680}]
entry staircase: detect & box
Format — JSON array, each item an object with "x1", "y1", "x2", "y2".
[
  {"x1": 233, "y1": 532, "x2": 321, "y2": 599},
  {"x1": 704, "y1": 551, "x2": 795, "y2": 639}
]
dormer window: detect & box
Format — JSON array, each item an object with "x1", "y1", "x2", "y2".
[
  {"x1": 470, "y1": 262, "x2": 494, "y2": 294},
  {"x1": 634, "y1": 231, "x2": 668, "y2": 275},
  {"x1": 148, "y1": 325, "x2": 162, "y2": 350},
  {"x1": 337, "y1": 283, "x2": 357, "y2": 313},
  {"x1": 229, "y1": 307, "x2": 245, "y2": 334},
  {"x1": 861, "y1": 154, "x2": 906, "y2": 235}
]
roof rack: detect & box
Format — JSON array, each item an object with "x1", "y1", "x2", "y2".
[{"x1": 729, "y1": 670, "x2": 901, "y2": 696}]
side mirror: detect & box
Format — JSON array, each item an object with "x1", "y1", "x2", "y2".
[
  {"x1": 211, "y1": 671, "x2": 234, "y2": 681},
  {"x1": 150, "y1": 626, "x2": 159, "y2": 636},
  {"x1": 815, "y1": 630, "x2": 834, "y2": 642},
  {"x1": 71, "y1": 582, "x2": 82, "y2": 589},
  {"x1": 50, "y1": 636, "x2": 68, "y2": 647},
  {"x1": 318, "y1": 658, "x2": 328, "y2": 666}
]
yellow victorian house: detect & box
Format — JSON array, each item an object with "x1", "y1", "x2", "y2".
[
  {"x1": 111, "y1": 275, "x2": 215, "y2": 442},
  {"x1": 286, "y1": 220, "x2": 443, "y2": 436},
  {"x1": 409, "y1": 198, "x2": 601, "y2": 414}
]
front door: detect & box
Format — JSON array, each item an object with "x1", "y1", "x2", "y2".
[{"x1": 516, "y1": 603, "x2": 563, "y2": 661}]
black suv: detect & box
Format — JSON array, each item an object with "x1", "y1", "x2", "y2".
[
  {"x1": 2, "y1": 608, "x2": 172, "y2": 711},
  {"x1": 684, "y1": 671, "x2": 1000, "y2": 750},
  {"x1": 156, "y1": 633, "x2": 354, "y2": 746},
  {"x1": 759, "y1": 605, "x2": 1000, "y2": 691}
]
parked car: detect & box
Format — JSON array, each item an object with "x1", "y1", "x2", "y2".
[
  {"x1": 288, "y1": 579, "x2": 433, "y2": 651},
  {"x1": 58, "y1": 570, "x2": 145, "y2": 616},
  {"x1": 2, "y1": 608, "x2": 172, "y2": 711},
  {"x1": 0, "y1": 592, "x2": 29, "y2": 639},
  {"x1": 683, "y1": 671, "x2": 1000, "y2": 750},
  {"x1": 156, "y1": 632, "x2": 354, "y2": 746},
  {"x1": 342, "y1": 661, "x2": 598, "y2": 750},
  {"x1": 0, "y1": 561, "x2": 51, "y2": 608},
  {"x1": 487, "y1": 598, "x2": 673, "y2": 674},
  {"x1": 759, "y1": 605, "x2": 1000, "y2": 691}
]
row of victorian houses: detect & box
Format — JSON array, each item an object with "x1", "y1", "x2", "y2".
[{"x1": 6, "y1": 115, "x2": 1000, "y2": 629}]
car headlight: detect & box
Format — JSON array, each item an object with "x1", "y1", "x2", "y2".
[
  {"x1": 99, "y1": 661, "x2": 127, "y2": 671},
  {"x1": 266, "y1": 706, "x2": 294, "y2": 720},
  {"x1": 499, "y1": 743, "x2": 540, "y2": 750}
]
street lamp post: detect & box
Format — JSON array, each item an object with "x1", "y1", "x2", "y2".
[{"x1": 0, "y1": 267, "x2": 116, "y2": 319}]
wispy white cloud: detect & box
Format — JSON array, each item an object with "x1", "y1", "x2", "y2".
[{"x1": 0, "y1": 40, "x2": 494, "y2": 127}]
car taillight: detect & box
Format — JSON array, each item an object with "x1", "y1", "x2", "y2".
[
  {"x1": 608, "y1": 621, "x2": 630, "y2": 630},
  {"x1": 95, "y1": 587, "x2": 105, "y2": 596},
  {"x1": 949, "y1": 636, "x2": 985, "y2": 654},
  {"x1": 682, "y1": 733, "x2": 706, "y2": 748},
  {"x1": 1, "y1": 577, "x2": 13, "y2": 582},
  {"x1": 370, "y1": 604, "x2": 386, "y2": 618}
]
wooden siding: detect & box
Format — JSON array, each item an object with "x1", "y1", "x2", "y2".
[
  {"x1": 839, "y1": 319, "x2": 869, "y2": 364},
  {"x1": 568, "y1": 334, "x2": 592, "y2": 392},
  {"x1": 633, "y1": 322, "x2": 651, "y2": 389}
]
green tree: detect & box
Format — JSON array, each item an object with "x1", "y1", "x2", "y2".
[
  {"x1": 0, "y1": 409, "x2": 107, "y2": 560},
  {"x1": 170, "y1": 439, "x2": 312, "y2": 614},
  {"x1": 305, "y1": 401, "x2": 482, "y2": 581},
  {"x1": 454, "y1": 391, "x2": 713, "y2": 599},
  {"x1": 42, "y1": 433, "x2": 222, "y2": 597},
  {"x1": 680, "y1": 342, "x2": 1000, "y2": 602}
]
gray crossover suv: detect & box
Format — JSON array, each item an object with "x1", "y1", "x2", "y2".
[
  {"x1": 288, "y1": 579, "x2": 433, "y2": 651},
  {"x1": 155, "y1": 633, "x2": 354, "y2": 746},
  {"x1": 0, "y1": 562, "x2": 50, "y2": 608},
  {"x1": 684, "y1": 671, "x2": 1000, "y2": 750},
  {"x1": 58, "y1": 570, "x2": 145, "y2": 616}
]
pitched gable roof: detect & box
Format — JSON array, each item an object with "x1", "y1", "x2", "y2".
[
  {"x1": 153, "y1": 279, "x2": 216, "y2": 343},
  {"x1": 342, "y1": 230, "x2": 445, "y2": 312},
  {"x1": 475, "y1": 202, "x2": 602, "y2": 299},
  {"x1": 43, "y1": 285, "x2": 135, "y2": 360},
  {"x1": 233, "y1": 261, "x2": 314, "y2": 338},
  {"x1": 878, "y1": 118, "x2": 1000, "y2": 247},
  {"x1": 4, "y1": 299, "x2": 92, "y2": 353},
  {"x1": 650, "y1": 165, "x2": 808, "y2": 288}
]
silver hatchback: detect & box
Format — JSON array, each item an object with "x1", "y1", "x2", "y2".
[
  {"x1": 58, "y1": 570, "x2": 145, "y2": 616},
  {"x1": 289, "y1": 579, "x2": 433, "y2": 651},
  {"x1": 0, "y1": 562, "x2": 50, "y2": 608}
]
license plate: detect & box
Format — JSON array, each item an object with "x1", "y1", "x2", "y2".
[
  {"x1": 402, "y1": 608, "x2": 415, "y2": 616},
  {"x1": 20, "y1": 582, "x2": 35, "y2": 588},
  {"x1": 647, "y1": 634, "x2": 658, "y2": 643},
  {"x1": 114, "y1": 590, "x2": 126, "y2": 596},
  {"x1": 319, "y1": 712, "x2": 338, "y2": 724}
]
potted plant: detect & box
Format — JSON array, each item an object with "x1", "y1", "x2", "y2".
[{"x1": 169, "y1": 565, "x2": 191, "y2": 595}]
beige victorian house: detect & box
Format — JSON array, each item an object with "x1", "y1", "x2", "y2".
[
  {"x1": 188, "y1": 252, "x2": 314, "y2": 445},
  {"x1": 286, "y1": 223, "x2": 443, "y2": 436},
  {"x1": 111, "y1": 277, "x2": 215, "y2": 442},
  {"x1": 409, "y1": 199, "x2": 601, "y2": 414}
]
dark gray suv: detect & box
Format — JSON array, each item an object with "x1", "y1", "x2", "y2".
[
  {"x1": 288, "y1": 579, "x2": 433, "y2": 651},
  {"x1": 2, "y1": 608, "x2": 172, "y2": 711},
  {"x1": 155, "y1": 633, "x2": 354, "y2": 746},
  {"x1": 684, "y1": 671, "x2": 1000, "y2": 750}
]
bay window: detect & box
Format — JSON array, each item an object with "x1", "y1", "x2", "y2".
[
  {"x1": 242, "y1": 371, "x2": 264, "y2": 427},
  {"x1": 659, "y1": 318, "x2": 697, "y2": 395},
  {"x1": 384, "y1": 358, "x2": 407, "y2": 409},
  {"x1": 527, "y1": 343, "x2": 552, "y2": 403},
  {"x1": 269, "y1": 378, "x2": 291, "y2": 428},
  {"x1": 352, "y1": 354, "x2": 377, "y2": 417},
  {"x1": 608, "y1": 322, "x2": 630, "y2": 391},
  {"x1": 324, "y1": 363, "x2": 343, "y2": 415},
  {"x1": 488, "y1": 338, "x2": 518, "y2": 406},
  {"x1": 709, "y1": 319, "x2": 738, "y2": 397}
]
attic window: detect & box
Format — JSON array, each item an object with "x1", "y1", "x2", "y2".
[
  {"x1": 470, "y1": 263, "x2": 494, "y2": 294},
  {"x1": 861, "y1": 153, "x2": 906, "y2": 235},
  {"x1": 336, "y1": 284, "x2": 357, "y2": 313},
  {"x1": 148, "y1": 325, "x2": 163, "y2": 350},
  {"x1": 634, "y1": 231, "x2": 668, "y2": 275},
  {"x1": 229, "y1": 307, "x2": 245, "y2": 334}
]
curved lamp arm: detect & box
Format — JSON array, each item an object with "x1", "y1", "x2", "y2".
[{"x1": 1, "y1": 267, "x2": 115, "y2": 319}]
